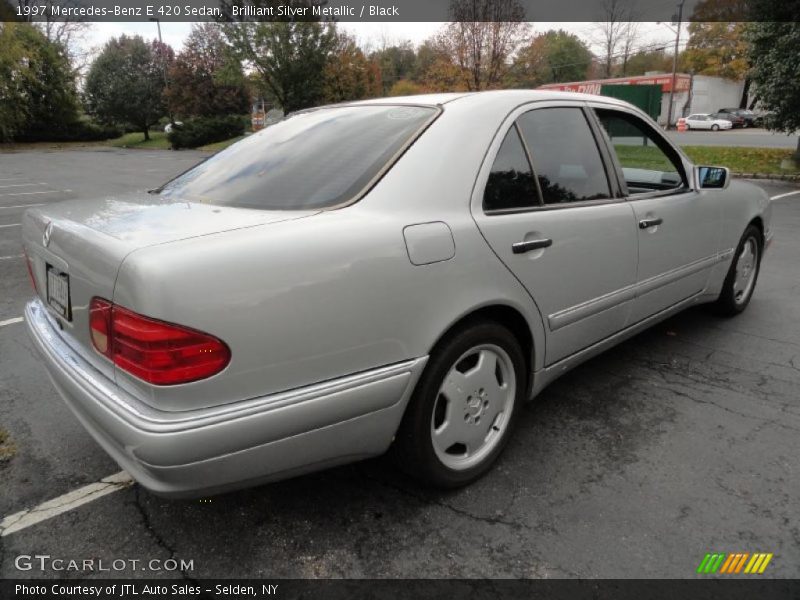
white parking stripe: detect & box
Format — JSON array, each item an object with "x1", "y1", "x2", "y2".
[
  {"x1": 0, "y1": 317, "x2": 24, "y2": 327},
  {"x1": 0, "y1": 203, "x2": 47, "y2": 209},
  {"x1": 0, "y1": 223, "x2": 21, "y2": 228},
  {"x1": 0, "y1": 190, "x2": 59, "y2": 197},
  {"x1": 770, "y1": 190, "x2": 800, "y2": 201},
  {"x1": 0, "y1": 183, "x2": 42, "y2": 189},
  {"x1": 0, "y1": 255, "x2": 23, "y2": 261},
  {"x1": 0, "y1": 472, "x2": 134, "y2": 537}
]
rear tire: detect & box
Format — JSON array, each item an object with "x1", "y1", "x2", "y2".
[
  {"x1": 714, "y1": 224, "x2": 762, "y2": 316},
  {"x1": 711, "y1": 124, "x2": 720, "y2": 131},
  {"x1": 393, "y1": 320, "x2": 526, "y2": 488}
]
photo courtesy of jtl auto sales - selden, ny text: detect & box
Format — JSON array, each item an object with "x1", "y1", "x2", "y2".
[{"x1": 1, "y1": 0, "x2": 799, "y2": 598}]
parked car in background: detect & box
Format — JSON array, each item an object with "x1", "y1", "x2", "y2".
[
  {"x1": 711, "y1": 112, "x2": 745, "y2": 128},
  {"x1": 717, "y1": 108, "x2": 762, "y2": 128},
  {"x1": 163, "y1": 121, "x2": 184, "y2": 133},
  {"x1": 23, "y1": 91, "x2": 772, "y2": 497},
  {"x1": 685, "y1": 114, "x2": 734, "y2": 131}
]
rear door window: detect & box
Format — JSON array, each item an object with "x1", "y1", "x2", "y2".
[
  {"x1": 516, "y1": 108, "x2": 611, "y2": 205},
  {"x1": 483, "y1": 126, "x2": 539, "y2": 211},
  {"x1": 159, "y1": 105, "x2": 437, "y2": 210}
]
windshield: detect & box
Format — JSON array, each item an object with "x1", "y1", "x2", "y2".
[{"x1": 159, "y1": 105, "x2": 437, "y2": 210}]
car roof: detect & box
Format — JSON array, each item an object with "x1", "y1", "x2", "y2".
[{"x1": 346, "y1": 89, "x2": 634, "y2": 111}]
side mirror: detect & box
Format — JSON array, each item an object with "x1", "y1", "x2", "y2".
[{"x1": 697, "y1": 166, "x2": 730, "y2": 190}]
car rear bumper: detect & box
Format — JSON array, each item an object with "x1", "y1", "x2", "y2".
[{"x1": 25, "y1": 299, "x2": 427, "y2": 497}]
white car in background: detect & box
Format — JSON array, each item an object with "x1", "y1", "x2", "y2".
[{"x1": 684, "y1": 114, "x2": 733, "y2": 131}]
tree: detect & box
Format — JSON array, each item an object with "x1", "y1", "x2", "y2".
[
  {"x1": 322, "y1": 31, "x2": 382, "y2": 103},
  {"x1": 224, "y1": 21, "x2": 337, "y2": 112},
  {"x1": 434, "y1": 0, "x2": 530, "y2": 91},
  {"x1": 15, "y1": 0, "x2": 93, "y2": 74},
  {"x1": 84, "y1": 35, "x2": 169, "y2": 140},
  {"x1": 165, "y1": 23, "x2": 249, "y2": 118},
  {"x1": 682, "y1": 22, "x2": 749, "y2": 80},
  {"x1": 624, "y1": 49, "x2": 671, "y2": 76},
  {"x1": 593, "y1": 0, "x2": 639, "y2": 77},
  {"x1": 0, "y1": 22, "x2": 79, "y2": 141},
  {"x1": 509, "y1": 30, "x2": 593, "y2": 87},
  {"x1": 746, "y1": 20, "x2": 800, "y2": 162},
  {"x1": 370, "y1": 41, "x2": 417, "y2": 95}
]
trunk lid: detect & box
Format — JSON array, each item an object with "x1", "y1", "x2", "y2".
[{"x1": 22, "y1": 193, "x2": 318, "y2": 375}]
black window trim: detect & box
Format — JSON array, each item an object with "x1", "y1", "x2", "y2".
[
  {"x1": 587, "y1": 103, "x2": 695, "y2": 201},
  {"x1": 483, "y1": 105, "x2": 624, "y2": 216}
]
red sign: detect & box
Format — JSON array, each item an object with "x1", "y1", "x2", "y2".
[{"x1": 540, "y1": 73, "x2": 691, "y2": 93}]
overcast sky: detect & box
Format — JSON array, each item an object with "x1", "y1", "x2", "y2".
[{"x1": 80, "y1": 21, "x2": 682, "y2": 60}]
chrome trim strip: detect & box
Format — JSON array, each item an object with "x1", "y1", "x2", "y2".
[
  {"x1": 26, "y1": 299, "x2": 427, "y2": 434},
  {"x1": 547, "y1": 249, "x2": 734, "y2": 331}
]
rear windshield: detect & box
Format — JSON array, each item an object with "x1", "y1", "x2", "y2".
[{"x1": 158, "y1": 105, "x2": 437, "y2": 210}]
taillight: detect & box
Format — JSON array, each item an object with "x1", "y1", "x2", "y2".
[
  {"x1": 89, "y1": 298, "x2": 230, "y2": 386},
  {"x1": 23, "y1": 248, "x2": 37, "y2": 293}
]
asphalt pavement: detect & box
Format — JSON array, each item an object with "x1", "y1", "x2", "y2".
[{"x1": 0, "y1": 148, "x2": 798, "y2": 579}]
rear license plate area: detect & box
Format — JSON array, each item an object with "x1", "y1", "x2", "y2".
[{"x1": 46, "y1": 265, "x2": 71, "y2": 321}]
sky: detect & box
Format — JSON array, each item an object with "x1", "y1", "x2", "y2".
[{"x1": 81, "y1": 21, "x2": 683, "y2": 60}]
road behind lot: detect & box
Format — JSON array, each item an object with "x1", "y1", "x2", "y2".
[{"x1": 0, "y1": 149, "x2": 798, "y2": 579}]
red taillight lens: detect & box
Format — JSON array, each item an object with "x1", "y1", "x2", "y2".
[{"x1": 89, "y1": 298, "x2": 230, "y2": 386}]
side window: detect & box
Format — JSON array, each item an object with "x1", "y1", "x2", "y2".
[
  {"x1": 516, "y1": 108, "x2": 611, "y2": 205},
  {"x1": 595, "y1": 108, "x2": 686, "y2": 194},
  {"x1": 483, "y1": 126, "x2": 539, "y2": 211}
]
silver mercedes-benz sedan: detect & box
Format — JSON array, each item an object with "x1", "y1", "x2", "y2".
[{"x1": 23, "y1": 91, "x2": 773, "y2": 497}]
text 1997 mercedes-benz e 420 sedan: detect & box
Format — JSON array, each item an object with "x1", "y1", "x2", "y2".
[{"x1": 23, "y1": 91, "x2": 773, "y2": 497}]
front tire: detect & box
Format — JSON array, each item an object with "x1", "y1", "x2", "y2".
[
  {"x1": 711, "y1": 124, "x2": 720, "y2": 131},
  {"x1": 714, "y1": 224, "x2": 762, "y2": 316},
  {"x1": 393, "y1": 321, "x2": 526, "y2": 488}
]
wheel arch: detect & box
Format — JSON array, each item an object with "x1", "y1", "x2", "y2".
[{"x1": 426, "y1": 302, "x2": 540, "y2": 399}]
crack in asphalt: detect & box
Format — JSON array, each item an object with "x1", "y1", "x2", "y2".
[{"x1": 132, "y1": 485, "x2": 207, "y2": 589}]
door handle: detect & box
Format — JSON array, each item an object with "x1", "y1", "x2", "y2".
[
  {"x1": 638, "y1": 217, "x2": 663, "y2": 229},
  {"x1": 512, "y1": 238, "x2": 552, "y2": 254}
]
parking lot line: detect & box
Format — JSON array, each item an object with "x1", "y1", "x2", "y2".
[
  {"x1": 0, "y1": 203, "x2": 46, "y2": 209},
  {"x1": 0, "y1": 190, "x2": 58, "y2": 197},
  {"x1": 770, "y1": 190, "x2": 800, "y2": 200},
  {"x1": 0, "y1": 255, "x2": 23, "y2": 261},
  {"x1": 0, "y1": 317, "x2": 24, "y2": 327},
  {"x1": 0, "y1": 223, "x2": 21, "y2": 228},
  {"x1": 0, "y1": 183, "x2": 42, "y2": 189},
  {"x1": 0, "y1": 471, "x2": 133, "y2": 537}
]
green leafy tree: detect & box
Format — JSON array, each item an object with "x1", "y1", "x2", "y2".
[
  {"x1": 223, "y1": 20, "x2": 337, "y2": 112},
  {"x1": 0, "y1": 23, "x2": 79, "y2": 141},
  {"x1": 165, "y1": 23, "x2": 249, "y2": 118},
  {"x1": 84, "y1": 35, "x2": 170, "y2": 140},
  {"x1": 746, "y1": 20, "x2": 800, "y2": 161},
  {"x1": 509, "y1": 30, "x2": 593, "y2": 87},
  {"x1": 624, "y1": 49, "x2": 671, "y2": 76}
]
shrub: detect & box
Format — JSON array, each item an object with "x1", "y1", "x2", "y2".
[
  {"x1": 14, "y1": 119, "x2": 122, "y2": 143},
  {"x1": 167, "y1": 115, "x2": 244, "y2": 149}
]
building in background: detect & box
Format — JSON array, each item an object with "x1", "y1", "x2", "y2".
[{"x1": 539, "y1": 73, "x2": 748, "y2": 127}]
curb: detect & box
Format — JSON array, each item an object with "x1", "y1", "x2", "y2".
[{"x1": 733, "y1": 172, "x2": 800, "y2": 182}]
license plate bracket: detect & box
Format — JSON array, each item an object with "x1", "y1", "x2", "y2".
[{"x1": 46, "y1": 265, "x2": 71, "y2": 321}]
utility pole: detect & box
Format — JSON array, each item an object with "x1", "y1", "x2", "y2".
[
  {"x1": 150, "y1": 17, "x2": 173, "y2": 125},
  {"x1": 666, "y1": 0, "x2": 685, "y2": 130}
]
